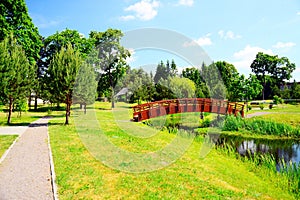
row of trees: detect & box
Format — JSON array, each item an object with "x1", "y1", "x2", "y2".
[
  {"x1": 0, "y1": 0, "x2": 298, "y2": 125},
  {"x1": 1, "y1": 0, "x2": 131, "y2": 124}
]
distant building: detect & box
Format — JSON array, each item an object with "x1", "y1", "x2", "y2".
[{"x1": 280, "y1": 81, "x2": 300, "y2": 90}]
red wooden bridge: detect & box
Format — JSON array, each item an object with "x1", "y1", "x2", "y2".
[{"x1": 132, "y1": 98, "x2": 245, "y2": 122}]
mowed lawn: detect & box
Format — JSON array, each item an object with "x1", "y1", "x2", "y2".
[
  {"x1": 49, "y1": 102, "x2": 295, "y2": 199},
  {"x1": 0, "y1": 135, "x2": 18, "y2": 158}
]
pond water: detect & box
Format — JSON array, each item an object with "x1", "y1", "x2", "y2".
[{"x1": 210, "y1": 134, "x2": 300, "y2": 166}]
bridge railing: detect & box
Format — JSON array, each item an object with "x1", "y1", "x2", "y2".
[{"x1": 132, "y1": 98, "x2": 244, "y2": 122}]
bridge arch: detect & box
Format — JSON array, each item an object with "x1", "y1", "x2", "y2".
[{"x1": 132, "y1": 98, "x2": 245, "y2": 122}]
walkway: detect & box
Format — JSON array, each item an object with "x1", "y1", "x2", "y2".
[{"x1": 0, "y1": 117, "x2": 56, "y2": 200}]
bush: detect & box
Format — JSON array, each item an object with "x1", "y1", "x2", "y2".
[
  {"x1": 273, "y1": 95, "x2": 283, "y2": 105},
  {"x1": 222, "y1": 115, "x2": 244, "y2": 131},
  {"x1": 259, "y1": 103, "x2": 265, "y2": 110},
  {"x1": 247, "y1": 105, "x2": 252, "y2": 111}
]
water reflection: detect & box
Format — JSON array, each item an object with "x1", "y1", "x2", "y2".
[{"x1": 211, "y1": 134, "x2": 300, "y2": 165}]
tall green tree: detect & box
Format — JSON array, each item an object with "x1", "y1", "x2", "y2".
[
  {"x1": 215, "y1": 61, "x2": 239, "y2": 99},
  {"x1": 39, "y1": 29, "x2": 93, "y2": 108},
  {"x1": 250, "y1": 52, "x2": 296, "y2": 100},
  {"x1": 73, "y1": 63, "x2": 97, "y2": 114},
  {"x1": 154, "y1": 61, "x2": 168, "y2": 83},
  {"x1": 0, "y1": 35, "x2": 35, "y2": 124},
  {"x1": 1, "y1": 0, "x2": 42, "y2": 108},
  {"x1": 90, "y1": 29, "x2": 130, "y2": 108},
  {"x1": 0, "y1": 0, "x2": 42, "y2": 65},
  {"x1": 228, "y1": 74, "x2": 262, "y2": 102},
  {"x1": 46, "y1": 43, "x2": 82, "y2": 124},
  {"x1": 182, "y1": 67, "x2": 208, "y2": 98}
]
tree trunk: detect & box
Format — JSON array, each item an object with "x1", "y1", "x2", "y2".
[
  {"x1": 28, "y1": 94, "x2": 31, "y2": 108},
  {"x1": 7, "y1": 97, "x2": 13, "y2": 124},
  {"x1": 84, "y1": 104, "x2": 87, "y2": 114},
  {"x1": 65, "y1": 104, "x2": 69, "y2": 125},
  {"x1": 34, "y1": 95, "x2": 38, "y2": 111},
  {"x1": 111, "y1": 87, "x2": 115, "y2": 108}
]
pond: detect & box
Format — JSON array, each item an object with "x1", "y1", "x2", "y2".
[{"x1": 210, "y1": 134, "x2": 300, "y2": 167}]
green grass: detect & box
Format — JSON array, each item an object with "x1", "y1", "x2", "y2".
[
  {"x1": 0, "y1": 105, "x2": 47, "y2": 126},
  {"x1": 0, "y1": 135, "x2": 18, "y2": 157},
  {"x1": 49, "y1": 102, "x2": 296, "y2": 199}
]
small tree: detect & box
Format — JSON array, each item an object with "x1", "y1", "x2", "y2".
[
  {"x1": 73, "y1": 63, "x2": 97, "y2": 114},
  {"x1": 0, "y1": 34, "x2": 35, "y2": 124},
  {"x1": 46, "y1": 43, "x2": 82, "y2": 124}
]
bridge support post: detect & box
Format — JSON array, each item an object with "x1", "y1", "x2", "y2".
[{"x1": 200, "y1": 112, "x2": 204, "y2": 119}]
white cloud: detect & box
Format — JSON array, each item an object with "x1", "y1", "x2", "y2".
[
  {"x1": 231, "y1": 45, "x2": 273, "y2": 74},
  {"x1": 183, "y1": 34, "x2": 212, "y2": 47},
  {"x1": 178, "y1": 0, "x2": 194, "y2": 6},
  {"x1": 272, "y1": 42, "x2": 296, "y2": 49},
  {"x1": 297, "y1": 11, "x2": 300, "y2": 15},
  {"x1": 218, "y1": 30, "x2": 242, "y2": 40},
  {"x1": 119, "y1": 15, "x2": 135, "y2": 21},
  {"x1": 121, "y1": 0, "x2": 160, "y2": 21}
]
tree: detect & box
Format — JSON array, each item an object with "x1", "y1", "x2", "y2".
[
  {"x1": 73, "y1": 63, "x2": 97, "y2": 114},
  {"x1": 90, "y1": 29, "x2": 130, "y2": 108},
  {"x1": 182, "y1": 67, "x2": 208, "y2": 98},
  {"x1": 250, "y1": 52, "x2": 296, "y2": 100},
  {"x1": 46, "y1": 43, "x2": 82, "y2": 124},
  {"x1": 0, "y1": 35, "x2": 35, "y2": 124},
  {"x1": 1, "y1": 0, "x2": 42, "y2": 109},
  {"x1": 228, "y1": 74, "x2": 262, "y2": 102},
  {"x1": 156, "y1": 77, "x2": 195, "y2": 99},
  {"x1": 39, "y1": 29, "x2": 94, "y2": 108},
  {"x1": 154, "y1": 61, "x2": 168, "y2": 83},
  {"x1": 0, "y1": 0, "x2": 42, "y2": 65}
]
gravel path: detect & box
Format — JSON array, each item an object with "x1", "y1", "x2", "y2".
[
  {"x1": 0, "y1": 117, "x2": 55, "y2": 200},
  {"x1": 245, "y1": 112, "x2": 272, "y2": 118},
  {"x1": 0, "y1": 126, "x2": 28, "y2": 135}
]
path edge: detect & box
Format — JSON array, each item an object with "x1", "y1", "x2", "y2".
[{"x1": 47, "y1": 117, "x2": 59, "y2": 200}]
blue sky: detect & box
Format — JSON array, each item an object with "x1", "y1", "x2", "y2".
[{"x1": 26, "y1": 0, "x2": 300, "y2": 81}]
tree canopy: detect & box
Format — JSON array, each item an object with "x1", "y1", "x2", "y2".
[
  {"x1": 0, "y1": 0, "x2": 42, "y2": 65},
  {"x1": 250, "y1": 52, "x2": 296, "y2": 99},
  {"x1": 0, "y1": 34, "x2": 35, "y2": 124},
  {"x1": 46, "y1": 43, "x2": 82, "y2": 124},
  {"x1": 90, "y1": 29, "x2": 131, "y2": 108}
]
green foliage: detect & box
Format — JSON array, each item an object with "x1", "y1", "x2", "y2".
[
  {"x1": 15, "y1": 98, "x2": 29, "y2": 116},
  {"x1": 221, "y1": 115, "x2": 300, "y2": 137},
  {"x1": 250, "y1": 52, "x2": 296, "y2": 100},
  {"x1": 273, "y1": 95, "x2": 283, "y2": 105},
  {"x1": 169, "y1": 77, "x2": 196, "y2": 98},
  {"x1": 91, "y1": 29, "x2": 130, "y2": 108},
  {"x1": 46, "y1": 43, "x2": 82, "y2": 124},
  {"x1": 182, "y1": 67, "x2": 208, "y2": 98},
  {"x1": 0, "y1": 0, "x2": 42, "y2": 65},
  {"x1": 222, "y1": 115, "x2": 244, "y2": 131},
  {"x1": 0, "y1": 34, "x2": 35, "y2": 123},
  {"x1": 259, "y1": 103, "x2": 265, "y2": 110},
  {"x1": 73, "y1": 63, "x2": 97, "y2": 107}
]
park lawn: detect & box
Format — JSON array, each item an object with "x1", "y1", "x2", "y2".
[
  {"x1": 49, "y1": 102, "x2": 295, "y2": 199},
  {"x1": 0, "y1": 106, "x2": 47, "y2": 126},
  {"x1": 0, "y1": 135, "x2": 18, "y2": 158}
]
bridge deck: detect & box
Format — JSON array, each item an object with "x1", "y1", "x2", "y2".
[{"x1": 132, "y1": 98, "x2": 244, "y2": 122}]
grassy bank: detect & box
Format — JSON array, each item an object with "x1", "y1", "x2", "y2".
[
  {"x1": 0, "y1": 135, "x2": 18, "y2": 157},
  {"x1": 49, "y1": 102, "x2": 296, "y2": 199}
]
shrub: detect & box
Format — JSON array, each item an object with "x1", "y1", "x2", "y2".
[
  {"x1": 259, "y1": 103, "x2": 265, "y2": 110},
  {"x1": 222, "y1": 115, "x2": 244, "y2": 131},
  {"x1": 247, "y1": 105, "x2": 252, "y2": 111}
]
